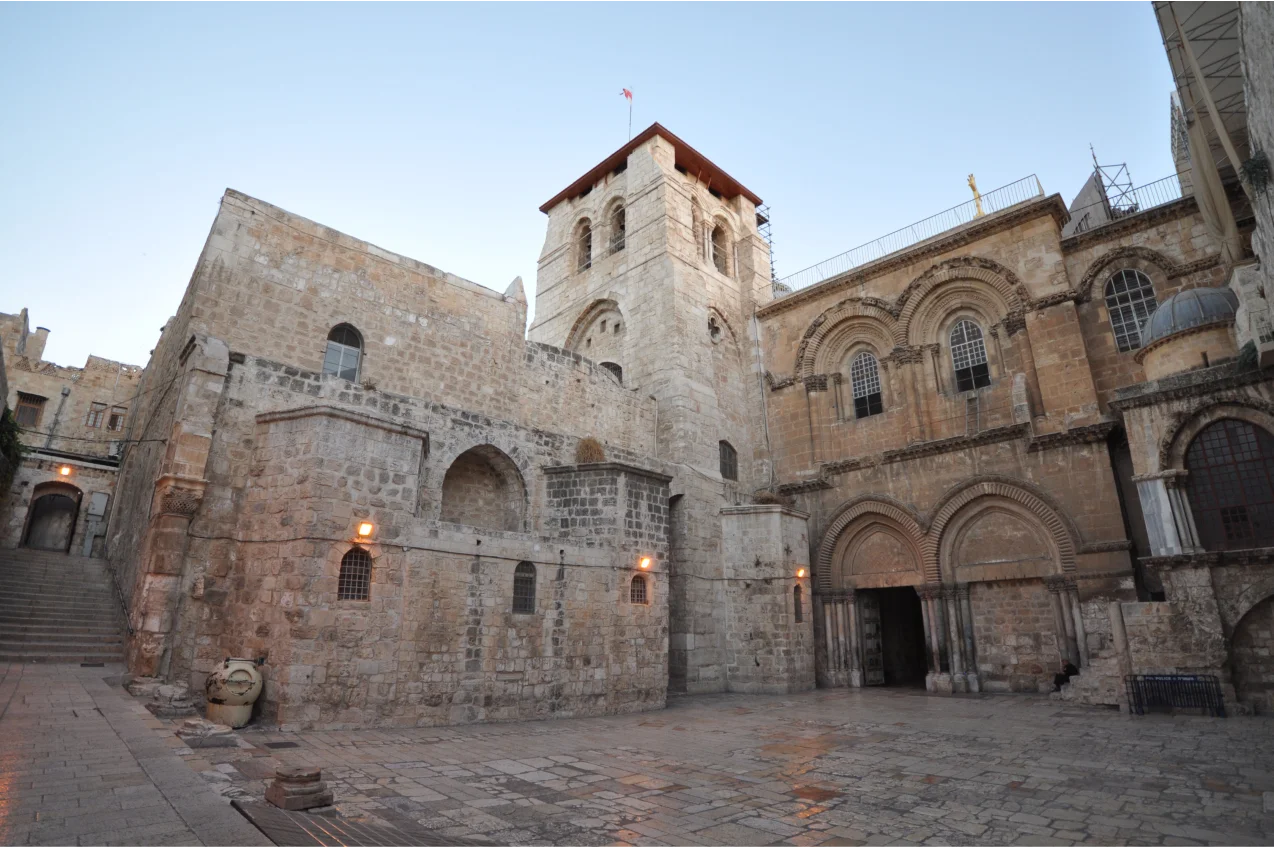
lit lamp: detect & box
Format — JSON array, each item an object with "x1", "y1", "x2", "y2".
[
  {"x1": 59, "y1": 466, "x2": 71, "y2": 477},
  {"x1": 796, "y1": 568, "x2": 806, "y2": 578},
  {"x1": 638, "y1": 557, "x2": 652, "y2": 570},
  {"x1": 357, "y1": 521, "x2": 375, "y2": 539}
]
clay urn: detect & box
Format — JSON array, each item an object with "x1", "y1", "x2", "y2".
[{"x1": 204, "y1": 657, "x2": 264, "y2": 728}]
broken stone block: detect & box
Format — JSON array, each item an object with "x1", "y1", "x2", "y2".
[
  {"x1": 265, "y1": 766, "x2": 334, "y2": 811},
  {"x1": 176, "y1": 717, "x2": 238, "y2": 748},
  {"x1": 125, "y1": 677, "x2": 164, "y2": 698}
]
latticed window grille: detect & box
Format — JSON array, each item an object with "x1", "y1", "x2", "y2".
[
  {"x1": 1104, "y1": 269, "x2": 1159, "y2": 352},
  {"x1": 107, "y1": 406, "x2": 127, "y2": 432},
  {"x1": 1185, "y1": 419, "x2": 1274, "y2": 550},
  {"x1": 609, "y1": 205, "x2": 626, "y2": 253},
  {"x1": 512, "y1": 561, "x2": 536, "y2": 614},
  {"x1": 338, "y1": 547, "x2": 372, "y2": 601},
  {"x1": 630, "y1": 574, "x2": 648, "y2": 604},
  {"x1": 719, "y1": 440, "x2": 738, "y2": 481},
  {"x1": 849, "y1": 351, "x2": 883, "y2": 419},
  {"x1": 85, "y1": 401, "x2": 106, "y2": 428},
  {"x1": 323, "y1": 324, "x2": 362, "y2": 382},
  {"x1": 950, "y1": 320, "x2": 991, "y2": 392},
  {"x1": 576, "y1": 221, "x2": 593, "y2": 271},
  {"x1": 15, "y1": 393, "x2": 46, "y2": 428},
  {"x1": 793, "y1": 585, "x2": 803, "y2": 622}
]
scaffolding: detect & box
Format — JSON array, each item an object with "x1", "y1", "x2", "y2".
[{"x1": 756, "y1": 204, "x2": 776, "y2": 284}]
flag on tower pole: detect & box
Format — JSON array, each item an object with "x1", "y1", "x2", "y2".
[{"x1": 622, "y1": 89, "x2": 633, "y2": 140}]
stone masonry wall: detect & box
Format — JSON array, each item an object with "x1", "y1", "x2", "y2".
[{"x1": 969, "y1": 578, "x2": 1060, "y2": 692}]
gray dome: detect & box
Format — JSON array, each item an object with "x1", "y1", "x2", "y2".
[{"x1": 1140, "y1": 286, "x2": 1238, "y2": 347}]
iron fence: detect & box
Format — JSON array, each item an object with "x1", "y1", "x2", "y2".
[
  {"x1": 775, "y1": 175, "x2": 1045, "y2": 295},
  {"x1": 1125, "y1": 673, "x2": 1226, "y2": 717},
  {"x1": 1068, "y1": 172, "x2": 1190, "y2": 235}
]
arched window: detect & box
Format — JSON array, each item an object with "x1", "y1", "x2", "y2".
[
  {"x1": 600, "y1": 362, "x2": 623, "y2": 384},
  {"x1": 1185, "y1": 419, "x2": 1274, "y2": 550},
  {"x1": 950, "y1": 320, "x2": 991, "y2": 392},
  {"x1": 719, "y1": 440, "x2": 738, "y2": 481},
  {"x1": 609, "y1": 204, "x2": 626, "y2": 253},
  {"x1": 323, "y1": 324, "x2": 362, "y2": 382},
  {"x1": 850, "y1": 351, "x2": 883, "y2": 419},
  {"x1": 1105, "y1": 269, "x2": 1159, "y2": 352},
  {"x1": 512, "y1": 561, "x2": 536, "y2": 614},
  {"x1": 338, "y1": 547, "x2": 372, "y2": 600},
  {"x1": 711, "y1": 224, "x2": 730, "y2": 275},
  {"x1": 793, "y1": 585, "x2": 803, "y2": 622},
  {"x1": 630, "y1": 573, "x2": 648, "y2": 604},
  {"x1": 576, "y1": 220, "x2": 593, "y2": 272}
]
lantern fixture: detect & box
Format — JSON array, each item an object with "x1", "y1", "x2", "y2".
[{"x1": 357, "y1": 521, "x2": 375, "y2": 538}]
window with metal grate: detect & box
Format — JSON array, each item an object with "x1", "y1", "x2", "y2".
[
  {"x1": 630, "y1": 574, "x2": 648, "y2": 604},
  {"x1": 1104, "y1": 269, "x2": 1158, "y2": 352},
  {"x1": 950, "y1": 320, "x2": 991, "y2": 391},
  {"x1": 850, "y1": 351, "x2": 883, "y2": 419},
  {"x1": 512, "y1": 561, "x2": 536, "y2": 614},
  {"x1": 338, "y1": 547, "x2": 372, "y2": 601},
  {"x1": 1185, "y1": 419, "x2": 1274, "y2": 550},
  {"x1": 719, "y1": 440, "x2": 738, "y2": 481},
  {"x1": 794, "y1": 585, "x2": 803, "y2": 622},
  {"x1": 323, "y1": 324, "x2": 362, "y2": 382}
]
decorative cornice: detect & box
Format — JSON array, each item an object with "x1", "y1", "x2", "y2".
[
  {"x1": 542, "y1": 461, "x2": 673, "y2": 483},
  {"x1": 758, "y1": 196, "x2": 1068, "y2": 318},
  {"x1": 805, "y1": 374, "x2": 829, "y2": 392},
  {"x1": 768, "y1": 374, "x2": 798, "y2": 392},
  {"x1": 1078, "y1": 539, "x2": 1133, "y2": 554},
  {"x1": 1168, "y1": 254, "x2": 1225, "y2": 280},
  {"x1": 1026, "y1": 420, "x2": 1118, "y2": 452},
  {"x1": 1030, "y1": 290, "x2": 1081, "y2": 311},
  {"x1": 256, "y1": 405, "x2": 430, "y2": 441},
  {"x1": 1108, "y1": 363, "x2": 1266, "y2": 411},
  {"x1": 1143, "y1": 547, "x2": 1274, "y2": 569},
  {"x1": 880, "y1": 423, "x2": 1030, "y2": 464},
  {"x1": 886, "y1": 345, "x2": 925, "y2": 365},
  {"x1": 776, "y1": 478, "x2": 834, "y2": 495},
  {"x1": 1060, "y1": 196, "x2": 1198, "y2": 253}
]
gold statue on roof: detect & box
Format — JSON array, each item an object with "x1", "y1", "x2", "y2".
[{"x1": 968, "y1": 174, "x2": 984, "y2": 218}]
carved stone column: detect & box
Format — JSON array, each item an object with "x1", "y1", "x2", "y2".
[
  {"x1": 1045, "y1": 575, "x2": 1079, "y2": 667},
  {"x1": 917, "y1": 586, "x2": 936, "y2": 675},
  {"x1": 920, "y1": 583, "x2": 952, "y2": 693},
  {"x1": 845, "y1": 589, "x2": 861, "y2": 687},
  {"x1": 942, "y1": 585, "x2": 966, "y2": 692},
  {"x1": 957, "y1": 583, "x2": 979, "y2": 692},
  {"x1": 1133, "y1": 470, "x2": 1203, "y2": 556},
  {"x1": 1066, "y1": 576, "x2": 1089, "y2": 666}
]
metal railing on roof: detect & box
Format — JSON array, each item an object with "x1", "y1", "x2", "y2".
[
  {"x1": 1066, "y1": 171, "x2": 1190, "y2": 236},
  {"x1": 774, "y1": 175, "x2": 1045, "y2": 295}
]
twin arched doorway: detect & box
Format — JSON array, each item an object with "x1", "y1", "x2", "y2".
[{"x1": 22, "y1": 481, "x2": 82, "y2": 552}]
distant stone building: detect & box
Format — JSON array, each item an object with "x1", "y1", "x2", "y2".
[
  {"x1": 0, "y1": 309, "x2": 142, "y2": 556},
  {"x1": 4, "y1": 1, "x2": 1273, "y2": 724}
]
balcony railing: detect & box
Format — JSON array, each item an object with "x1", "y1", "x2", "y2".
[
  {"x1": 774, "y1": 175, "x2": 1045, "y2": 295},
  {"x1": 1067, "y1": 171, "x2": 1191, "y2": 236}
]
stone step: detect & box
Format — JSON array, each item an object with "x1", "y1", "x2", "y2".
[
  {"x1": 0, "y1": 624, "x2": 123, "y2": 637},
  {"x1": 0, "y1": 603, "x2": 120, "y2": 616},
  {"x1": 0, "y1": 631, "x2": 124, "y2": 644},
  {"x1": 0, "y1": 651, "x2": 126, "y2": 664}
]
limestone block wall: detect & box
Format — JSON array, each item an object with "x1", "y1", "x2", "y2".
[
  {"x1": 2, "y1": 457, "x2": 118, "y2": 554},
  {"x1": 969, "y1": 579, "x2": 1060, "y2": 692},
  {"x1": 719, "y1": 505, "x2": 815, "y2": 694},
  {"x1": 1061, "y1": 206, "x2": 1227, "y2": 409}
]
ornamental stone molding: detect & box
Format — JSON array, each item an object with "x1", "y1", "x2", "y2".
[{"x1": 814, "y1": 495, "x2": 926, "y2": 593}]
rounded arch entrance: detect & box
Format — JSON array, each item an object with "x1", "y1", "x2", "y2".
[
  {"x1": 22, "y1": 481, "x2": 83, "y2": 552},
  {"x1": 439, "y1": 444, "x2": 528, "y2": 532},
  {"x1": 1231, "y1": 593, "x2": 1274, "y2": 714}
]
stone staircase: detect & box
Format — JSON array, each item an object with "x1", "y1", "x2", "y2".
[{"x1": 0, "y1": 547, "x2": 128, "y2": 663}]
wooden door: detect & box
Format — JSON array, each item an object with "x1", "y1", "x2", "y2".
[{"x1": 859, "y1": 592, "x2": 885, "y2": 686}]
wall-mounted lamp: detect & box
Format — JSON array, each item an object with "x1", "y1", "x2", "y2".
[
  {"x1": 638, "y1": 557, "x2": 652, "y2": 570},
  {"x1": 796, "y1": 568, "x2": 806, "y2": 578},
  {"x1": 59, "y1": 466, "x2": 71, "y2": 477},
  {"x1": 357, "y1": 521, "x2": 375, "y2": 538}
]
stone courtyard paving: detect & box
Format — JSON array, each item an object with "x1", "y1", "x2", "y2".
[{"x1": 175, "y1": 686, "x2": 1274, "y2": 847}]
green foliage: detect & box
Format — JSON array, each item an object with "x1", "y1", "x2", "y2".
[
  {"x1": 0, "y1": 407, "x2": 24, "y2": 495},
  {"x1": 1237, "y1": 339, "x2": 1259, "y2": 373}
]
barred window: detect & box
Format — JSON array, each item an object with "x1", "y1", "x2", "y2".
[
  {"x1": 1186, "y1": 419, "x2": 1274, "y2": 551},
  {"x1": 338, "y1": 547, "x2": 372, "y2": 601},
  {"x1": 323, "y1": 324, "x2": 362, "y2": 382},
  {"x1": 85, "y1": 401, "x2": 107, "y2": 428},
  {"x1": 950, "y1": 320, "x2": 991, "y2": 392},
  {"x1": 630, "y1": 574, "x2": 648, "y2": 604},
  {"x1": 1104, "y1": 269, "x2": 1158, "y2": 352},
  {"x1": 609, "y1": 204, "x2": 626, "y2": 253},
  {"x1": 600, "y1": 361, "x2": 623, "y2": 385},
  {"x1": 576, "y1": 219, "x2": 593, "y2": 272},
  {"x1": 15, "y1": 393, "x2": 46, "y2": 428},
  {"x1": 107, "y1": 406, "x2": 127, "y2": 432},
  {"x1": 512, "y1": 561, "x2": 536, "y2": 614},
  {"x1": 793, "y1": 585, "x2": 803, "y2": 622},
  {"x1": 850, "y1": 351, "x2": 883, "y2": 419},
  {"x1": 719, "y1": 440, "x2": 738, "y2": 481}
]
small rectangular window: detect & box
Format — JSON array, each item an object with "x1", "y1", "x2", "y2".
[
  {"x1": 854, "y1": 393, "x2": 883, "y2": 419},
  {"x1": 85, "y1": 401, "x2": 107, "y2": 428},
  {"x1": 15, "y1": 393, "x2": 46, "y2": 428},
  {"x1": 107, "y1": 406, "x2": 127, "y2": 432},
  {"x1": 719, "y1": 441, "x2": 738, "y2": 481}
]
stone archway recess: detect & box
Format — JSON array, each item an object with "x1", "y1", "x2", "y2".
[
  {"x1": 23, "y1": 481, "x2": 83, "y2": 552},
  {"x1": 815, "y1": 496, "x2": 926, "y2": 592}
]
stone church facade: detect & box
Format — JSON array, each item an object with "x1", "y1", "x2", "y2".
[{"x1": 3, "y1": 3, "x2": 1273, "y2": 726}]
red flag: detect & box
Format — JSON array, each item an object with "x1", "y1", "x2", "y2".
[{"x1": 622, "y1": 88, "x2": 633, "y2": 101}]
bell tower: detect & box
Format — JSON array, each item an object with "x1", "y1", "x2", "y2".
[{"x1": 530, "y1": 124, "x2": 779, "y2": 693}]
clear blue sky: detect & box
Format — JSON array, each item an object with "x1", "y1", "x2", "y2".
[{"x1": 0, "y1": 2, "x2": 1177, "y2": 368}]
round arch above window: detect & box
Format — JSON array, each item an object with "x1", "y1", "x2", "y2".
[
  {"x1": 575, "y1": 218, "x2": 594, "y2": 272},
  {"x1": 323, "y1": 323, "x2": 362, "y2": 382},
  {"x1": 710, "y1": 221, "x2": 732, "y2": 276},
  {"x1": 1185, "y1": 419, "x2": 1274, "y2": 551},
  {"x1": 606, "y1": 200, "x2": 626, "y2": 254}
]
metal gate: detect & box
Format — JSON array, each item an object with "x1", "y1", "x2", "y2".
[{"x1": 859, "y1": 592, "x2": 885, "y2": 686}]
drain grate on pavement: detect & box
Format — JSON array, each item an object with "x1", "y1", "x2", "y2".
[
  {"x1": 263, "y1": 740, "x2": 302, "y2": 749},
  {"x1": 232, "y1": 800, "x2": 482, "y2": 846},
  {"x1": 80, "y1": 662, "x2": 104, "y2": 667}
]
